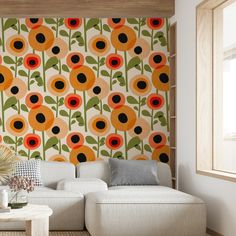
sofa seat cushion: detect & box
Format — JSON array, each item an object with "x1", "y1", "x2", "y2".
[{"x1": 85, "y1": 187, "x2": 206, "y2": 236}]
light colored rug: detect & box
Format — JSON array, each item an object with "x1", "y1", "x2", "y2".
[{"x1": 0, "y1": 232, "x2": 90, "y2": 236}]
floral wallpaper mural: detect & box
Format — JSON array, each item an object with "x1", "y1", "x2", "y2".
[{"x1": 0, "y1": 18, "x2": 170, "y2": 166}]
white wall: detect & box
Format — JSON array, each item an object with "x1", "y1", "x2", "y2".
[{"x1": 172, "y1": 0, "x2": 236, "y2": 235}]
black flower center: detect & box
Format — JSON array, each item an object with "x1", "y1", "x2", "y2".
[
  {"x1": 71, "y1": 55, "x2": 80, "y2": 63},
  {"x1": 36, "y1": 113, "x2": 46, "y2": 123},
  {"x1": 77, "y1": 73, "x2": 87, "y2": 83},
  {"x1": 111, "y1": 139, "x2": 118, "y2": 145},
  {"x1": 71, "y1": 135, "x2": 80, "y2": 143},
  {"x1": 70, "y1": 99, "x2": 77, "y2": 106},
  {"x1": 153, "y1": 55, "x2": 162, "y2": 63},
  {"x1": 52, "y1": 46, "x2": 60, "y2": 55},
  {"x1": 70, "y1": 19, "x2": 77, "y2": 26},
  {"x1": 153, "y1": 19, "x2": 160, "y2": 26},
  {"x1": 0, "y1": 73, "x2": 4, "y2": 83},
  {"x1": 30, "y1": 95, "x2": 39, "y2": 103},
  {"x1": 14, "y1": 121, "x2": 23, "y2": 130},
  {"x1": 118, "y1": 33, "x2": 128, "y2": 43},
  {"x1": 30, "y1": 18, "x2": 39, "y2": 24},
  {"x1": 159, "y1": 73, "x2": 169, "y2": 83},
  {"x1": 96, "y1": 41, "x2": 106, "y2": 49},
  {"x1": 11, "y1": 86, "x2": 19, "y2": 95},
  {"x1": 134, "y1": 126, "x2": 142, "y2": 134},
  {"x1": 14, "y1": 41, "x2": 23, "y2": 50},
  {"x1": 29, "y1": 139, "x2": 36, "y2": 145},
  {"x1": 152, "y1": 99, "x2": 160, "y2": 106},
  {"x1": 159, "y1": 153, "x2": 169, "y2": 163},
  {"x1": 52, "y1": 126, "x2": 60, "y2": 134},
  {"x1": 134, "y1": 46, "x2": 142, "y2": 55},
  {"x1": 112, "y1": 18, "x2": 121, "y2": 23},
  {"x1": 112, "y1": 95, "x2": 121, "y2": 103},
  {"x1": 137, "y1": 81, "x2": 147, "y2": 89},
  {"x1": 36, "y1": 33, "x2": 46, "y2": 43},
  {"x1": 29, "y1": 59, "x2": 36, "y2": 65},
  {"x1": 118, "y1": 113, "x2": 128, "y2": 123},
  {"x1": 93, "y1": 86, "x2": 101, "y2": 95},
  {"x1": 153, "y1": 135, "x2": 162, "y2": 143},
  {"x1": 77, "y1": 153, "x2": 87, "y2": 162},
  {"x1": 96, "y1": 121, "x2": 105, "y2": 129},
  {"x1": 111, "y1": 59, "x2": 118, "y2": 66},
  {"x1": 55, "y1": 80, "x2": 65, "y2": 90}
]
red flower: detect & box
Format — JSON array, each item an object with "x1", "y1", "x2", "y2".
[
  {"x1": 67, "y1": 52, "x2": 84, "y2": 69},
  {"x1": 25, "y1": 18, "x2": 43, "y2": 29},
  {"x1": 106, "y1": 53, "x2": 123, "y2": 70},
  {"x1": 24, "y1": 134, "x2": 41, "y2": 150},
  {"x1": 108, "y1": 92, "x2": 125, "y2": 109},
  {"x1": 65, "y1": 18, "x2": 82, "y2": 30},
  {"x1": 106, "y1": 134, "x2": 123, "y2": 150},
  {"x1": 147, "y1": 18, "x2": 164, "y2": 30},
  {"x1": 149, "y1": 132, "x2": 166, "y2": 149},
  {"x1": 67, "y1": 132, "x2": 84, "y2": 149},
  {"x1": 25, "y1": 92, "x2": 43, "y2": 109},
  {"x1": 24, "y1": 54, "x2": 41, "y2": 70},
  {"x1": 147, "y1": 93, "x2": 164, "y2": 110},
  {"x1": 65, "y1": 93, "x2": 82, "y2": 110}
]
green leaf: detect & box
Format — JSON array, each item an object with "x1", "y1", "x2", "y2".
[
  {"x1": 86, "y1": 18, "x2": 99, "y2": 30},
  {"x1": 127, "y1": 57, "x2": 141, "y2": 70},
  {"x1": 113, "y1": 71, "x2": 122, "y2": 78},
  {"x1": 127, "y1": 137, "x2": 141, "y2": 151},
  {"x1": 72, "y1": 111, "x2": 81, "y2": 119},
  {"x1": 101, "y1": 70, "x2": 110, "y2": 77},
  {"x1": 18, "y1": 150, "x2": 28, "y2": 157},
  {"x1": 154, "y1": 111, "x2": 164, "y2": 119},
  {"x1": 45, "y1": 18, "x2": 57, "y2": 24},
  {"x1": 4, "y1": 18, "x2": 17, "y2": 30},
  {"x1": 62, "y1": 64, "x2": 70, "y2": 72},
  {"x1": 59, "y1": 29, "x2": 69, "y2": 37},
  {"x1": 44, "y1": 137, "x2": 59, "y2": 151},
  {"x1": 144, "y1": 64, "x2": 152, "y2": 72},
  {"x1": 21, "y1": 24, "x2": 28, "y2": 32},
  {"x1": 86, "y1": 56, "x2": 97, "y2": 64},
  {"x1": 59, "y1": 110, "x2": 69, "y2": 117},
  {"x1": 3, "y1": 136, "x2": 15, "y2": 144},
  {"x1": 101, "y1": 150, "x2": 110, "y2": 157},
  {"x1": 113, "y1": 151, "x2": 123, "y2": 159},
  {"x1": 30, "y1": 151, "x2": 41, "y2": 159},
  {"x1": 3, "y1": 56, "x2": 15, "y2": 64},
  {"x1": 144, "y1": 144, "x2": 152, "y2": 152},
  {"x1": 127, "y1": 96, "x2": 139, "y2": 104},
  {"x1": 72, "y1": 31, "x2": 81, "y2": 38},
  {"x1": 103, "y1": 24, "x2": 111, "y2": 32},
  {"x1": 45, "y1": 96, "x2": 56, "y2": 104},
  {"x1": 86, "y1": 97, "x2": 99, "y2": 110},
  {"x1": 142, "y1": 109, "x2": 152, "y2": 117},
  {"x1": 45, "y1": 57, "x2": 58, "y2": 71},
  {"x1": 31, "y1": 71, "x2": 40, "y2": 78},
  {"x1": 142, "y1": 30, "x2": 151, "y2": 37},
  {"x1": 21, "y1": 104, "x2": 28, "y2": 112},
  {"x1": 127, "y1": 18, "x2": 139, "y2": 24},
  {"x1": 3, "y1": 97, "x2": 17, "y2": 111},
  {"x1": 86, "y1": 136, "x2": 97, "y2": 144},
  {"x1": 103, "y1": 104, "x2": 111, "y2": 112},
  {"x1": 18, "y1": 70, "x2": 28, "y2": 77},
  {"x1": 62, "y1": 144, "x2": 70, "y2": 152}
]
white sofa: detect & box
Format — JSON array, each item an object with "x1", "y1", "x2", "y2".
[{"x1": 0, "y1": 161, "x2": 206, "y2": 236}]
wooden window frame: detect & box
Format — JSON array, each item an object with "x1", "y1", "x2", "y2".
[{"x1": 196, "y1": 0, "x2": 236, "y2": 182}]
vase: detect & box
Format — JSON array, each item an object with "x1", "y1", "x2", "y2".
[{"x1": 8, "y1": 190, "x2": 28, "y2": 209}]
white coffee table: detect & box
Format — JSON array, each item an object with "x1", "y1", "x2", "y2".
[{"x1": 0, "y1": 204, "x2": 53, "y2": 236}]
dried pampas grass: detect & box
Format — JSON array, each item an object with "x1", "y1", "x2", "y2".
[{"x1": 0, "y1": 145, "x2": 17, "y2": 185}]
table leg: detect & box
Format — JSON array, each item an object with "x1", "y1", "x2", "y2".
[{"x1": 25, "y1": 217, "x2": 49, "y2": 236}]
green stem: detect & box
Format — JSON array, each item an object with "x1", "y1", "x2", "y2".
[
  {"x1": 1, "y1": 91, "x2": 5, "y2": 132},
  {"x1": 15, "y1": 56, "x2": 18, "y2": 77},
  {"x1": 69, "y1": 29, "x2": 72, "y2": 51},
  {"x1": 83, "y1": 91, "x2": 88, "y2": 132},
  {"x1": 138, "y1": 96, "x2": 141, "y2": 117},
  {"x1": 124, "y1": 131, "x2": 128, "y2": 160},
  {"x1": 110, "y1": 69, "x2": 113, "y2": 90},
  {"x1": 141, "y1": 140, "x2": 144, "y2": 154},
  {"x1": 151, "y1": 29, "x2": 154, "y2": 50},
  {"x1": 151, "y1": 109, "x2": 154, "y2": 131},
  {"x1": 100, "y1": 19, "x2": 103, "y2": 34},
  {"x1": 68, "y1": 109, "x2": 72, "y2": 131},
  {"x1": 1, "y1": 19, "x2": 5, "y2": 52},
  {"x1": 97, "y1": 136, "x2": 100, "y2": 158},
  {"x1": 165, "y1": 91, "x2": 170, "y2": 132},
  {"x1": 58, "y1": 59, "x2": 62, "y2": 74},
  {"x1": 28, "y1": 149, "x2": 30, "y2": 160},
  {"x1": 17, "y1": 19, "x2": 20, "y2": 34},
  {"x1": 42, "y1": 131, "x2": 45, "y2": 161},
  {"x1": 42, "y1": 51, "x2": 46, "y2": 92},
  {"x1": 110, "y1": 149, "x2": 113, "y2": 158},
  {"x1": 97, "y1": 56, "x2": 100, "y2": 77},
  {"x1": 56, "y1": 18, "x2": 59, "y2": 37},
  {"x1": 74, "y1": 89, "x2": 77, "y2": 94},
  {"x1": 115, "y1": 129, "x2": 117, "y2": 134},
  {"x1": 124, "y1": 51, "x2": 128, "y2": 92},
  {"x1": 27, "y1": 69, "x2": 30, "y2": 90},
  {"x1": 100, "y1": 100, "x2": 103, "y2": 114},
  {"x1": 17, "y1": 100, "x2": 20, "y2": 114},
  {"x1": 84, "y1": 19, "x2": 87, "y2": 52},
  {"x1": 58, "y1": 139, "x2": 62, "y2": 154},
  {"x1": 141, "y1": 60, "x2": 144, "y2": 74},
  {"x1": 156, "y1": 89, "x2": 158, "y2": 94},
  {"x1": 138, "y1": 18, "x2": 141, "y2": 38},
  {"x1": 166, "y1": 18, "x2": 170, "y2": 52},
  {"x1": 15, "y1": 136, "x2": 18, "y2": 154},
  {"x1": 56, "y1": 96, "x2": 59, "y2": 117}
]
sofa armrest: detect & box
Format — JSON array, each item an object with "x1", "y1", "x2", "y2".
[{"x1": 57, "y1": 178, "x2": 108, "y2": 195}]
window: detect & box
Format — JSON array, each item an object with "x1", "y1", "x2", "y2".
[{"x1": 197, "y1": 0, "x2": 236, "y2": 181}]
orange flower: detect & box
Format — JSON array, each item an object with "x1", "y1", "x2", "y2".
[
  {"x1": 6, "y1": 35, "x2": 28, "y2": 57},
  {"x1": 88, "y1": 115, "x2": 111, "y2": 137},
  {"x1": 49, "y1": 154, "x2": 68, "y2": 162},
  {"x1": 149, "y1": 52, "x2": 167, "y2": 69},
  {"x1": 149, "y1": 132, "x2": 166, "y2": 149},
  {"x1": 25, "y1": 92, "x2": 43, "y2": 109},
  {"x1": 67, "y1": 52, "x2": 84, "y2": 69},
  {"x1": 0, "y1": 65, "x2": 13, "y2": 91},
  {"x1": 108, "y1": 18, "x2": 125, "y2": 29},
  {"x1": 89, "y1": 35, "x2": 110, "y2": 57},
  {"x1": 152, "y1": 65, "x2": 170, "y2": 91},
  {"x1": 152, "y1": 145, "x2": 170, "y2": 164},
  {"x1": 6, "y1": 115, "x2": 28, "y2": 137},
  {"x1": 25, "y1": 18, "x2": 43, "y2": 29},
  {"x1": 67, "y1": 132, "x2": 84, "y2": 149},
  {"x1": 108, "y1": 92, "x2": 125, "y2": 109},
  {"x1": 65, "y1": 18, "x2": 82, "y2": 30}
]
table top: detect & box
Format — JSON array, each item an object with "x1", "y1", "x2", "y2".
[{"x1": 0, "y1": 204, "x2": 53, "y2": 222}]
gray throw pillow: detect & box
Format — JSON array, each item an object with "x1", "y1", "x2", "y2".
[{"x1": 108, "y1": 158, "x2": 159, "y2": 186}]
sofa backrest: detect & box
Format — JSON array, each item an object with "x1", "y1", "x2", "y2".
[
  {"x1": 77, "y1": 161, "x2": 172, "y2": 188},
  {"x1": 40, "y1": 161, "x2": 75, "y2": 188}
]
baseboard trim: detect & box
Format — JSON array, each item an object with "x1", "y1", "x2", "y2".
[{"x1": 207, "y1": 228, "x2": 224, "y2": 236}]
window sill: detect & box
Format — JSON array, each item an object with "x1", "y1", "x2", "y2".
[{"x1": 197, "y1": 169, "x2": 236, "y2": 182}]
